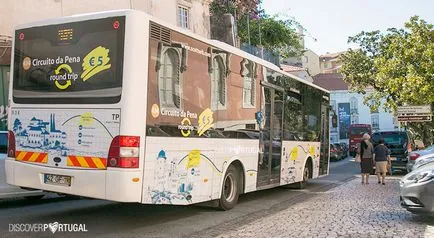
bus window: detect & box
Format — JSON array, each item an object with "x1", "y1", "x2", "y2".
[{"x1": 13, "y1": 17, "x2": 125, "y2": 104}]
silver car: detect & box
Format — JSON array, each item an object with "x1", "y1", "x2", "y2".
[
  {"x1": 412, "y1": 153, "x2": 434, "y2": 171},
  {"x1": 400, "y1": 163, "x2": 434, "y2": 214},
  {"x1": 407, "y1": 145, "x2": 434, "y2": 172}
]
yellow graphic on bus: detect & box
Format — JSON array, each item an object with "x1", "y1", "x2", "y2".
[
  {"x1": 197, "y1": 108, "x2": 214, "y2": 136},
  {"x1": 79, "y1": 112, "x2": 94, "y2": 126},
  {"x1": 187, "y1": 150, "x2": 201, "y2": 169},
  {"x1": 290, "y1": 147, "x2": 298, "y2": 161},
  {"x1": 180, "y1": 117, "x2": 192, "y2": 137},
  {"x1": 309, "y1": 146, "x2": 315, "y2": 157},
  {"x1": 81, "y1": 46, "x2": 111, "y2": 81},
  {"x1": 54, "y1": 64, "x2": 73, "y2": 90}
]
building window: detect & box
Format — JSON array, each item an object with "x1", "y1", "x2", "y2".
[
  {"x1": 158, "y1": 48, "x2": 182, "y2": 109},
  {"x1": 303, "y1": 56, "x2": 308, "y2": 63},
  {"x1": 211, "y1": 56, "x2": 226, "y2": 109},
  {"x1": 241, "y1": 59, "x2": 256, "y2": 108},
  {"x1": 243, "y1": 76, "x2": 255, "y2": 107},
  {"x1": 371, "y1": 114, "x2": 379, "y2": 131},
  {"x1": 350, "y1": 97, "x2": 358, "y2": 124},
  {"x1": 177, "y1": 6, "x2": 190, "y2": 29}
]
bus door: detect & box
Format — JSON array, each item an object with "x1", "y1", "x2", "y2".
[
  {"x1": 319, "y1": 102, "x2": 330, "y2": 175},
  {"x1": 257, "y1": 85, "x2": 283, "y2": 188}
]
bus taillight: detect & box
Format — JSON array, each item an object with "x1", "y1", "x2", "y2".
[
  {"x1": 8, "y1": 130, "x2": 16, "y2": 158},
  {"x1": 107, "y1": 135, "x2": 140, "y2": 168}
]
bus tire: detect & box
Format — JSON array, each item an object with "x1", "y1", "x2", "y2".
[
  {"x1": 295, "y1": 163, "x2": 310, "y2": 189},
  {"x1": 218, "y1": 165, "x2": 240, "y2": 210},
  {"x1": 24, "y1": 195, "x2": 44, "y2": 201}
]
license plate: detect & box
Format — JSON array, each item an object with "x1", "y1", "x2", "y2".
[
  {"x1": 44, "y1": 174, "x2": 71, "y2": 187},
  {"x1": 390, "y1": 157, "x2": 397, "y2": 161}
]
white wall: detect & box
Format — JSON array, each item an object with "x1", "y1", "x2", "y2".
[
  {"x1": 302, "y1": 49, "x2": 320, "y2": 76},
  {"x1": 0, "y1": 0, "x2": 210, "y2": 38},
  {"x1": 329, "y1": 90, "x2": 397, "y2": 143}
]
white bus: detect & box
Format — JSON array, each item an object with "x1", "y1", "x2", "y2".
[{"x1": 6, "y1": 10, "x2": 330, "y2": 209}]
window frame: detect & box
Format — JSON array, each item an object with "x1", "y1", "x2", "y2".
[
  {"x1": 177, "y1": 5, "x2": 190, "y2": 29},
  {"x1": 158, "y1": 45, "x2": 183, "y2": 110},
  {"x1": 210, "y1": 54, "x2": 227, "y2": 110},
  {"x1": 241, "y1": 59, "x2": 256, "y2": 108}
]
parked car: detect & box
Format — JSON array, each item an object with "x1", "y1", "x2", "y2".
[
  {"x1": 333, "y1": 143, "x2": 346, "y2": 159},
  {"x1": 340, "y1": 142, "x2": 349, "y2": 155},
  {"x1": 411, "y1": 153, "x2": 434, "y2": 172},
  {"x1": 330, "y1": 144, "x2": 341, "y2": 161},
  {"x1": 222, "y1": 129, "x2": 260, "y2": 139},
  {"x1": 400, "y1": 163, "x2": 434, "y2": 214},
  {"x1": 371, "y1": 131, "x2": 413, "y2": 174},
  {"x1": 407, "y1": 145, "x2": 434, "y2": 173}
]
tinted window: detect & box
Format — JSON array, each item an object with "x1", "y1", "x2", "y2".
[
  {"x1": 13, "y1": 17, "x2": 125, "y2": 104},
  {"x1": 0, "y1": 131, "x2": 7, "y2": 153},
  {"x1": 350, "y1": 127, "x2": 370, "y2": 135},
  {"x1": 372, "y1": 132, "x2": 408, "y2": 145}
]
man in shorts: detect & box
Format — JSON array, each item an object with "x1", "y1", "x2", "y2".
[{"x1": 374, "y1": 138, "x2": 391, "y2": 185}]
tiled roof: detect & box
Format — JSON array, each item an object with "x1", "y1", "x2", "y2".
[
  {"x1": 280, "y1": 64, "x2": 305, "y2": 72},
  {"x1": 312, "y1": 73, "x2": 348, "y2": 90}
]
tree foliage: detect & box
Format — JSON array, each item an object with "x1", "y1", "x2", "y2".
[
  {"x1": 237, "y1": 14, "x2": 302, "y2": 58},
  {"x1": 210, "y1": 1, "x2": 302, "y2": 58},
  {"x1": 210, "y1": 0, "x2": 260, "y2": 18},
  {"x1": 340, "y1": 16, "x2": 434, "y2": 144}
]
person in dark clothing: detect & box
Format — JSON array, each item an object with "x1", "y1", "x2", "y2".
[
  {"x1": 374, "y1": 138, "x2": 391, "y2": 185},
  {"x1": 357, "y1": 133, "x2": 374, "y2": 184}
]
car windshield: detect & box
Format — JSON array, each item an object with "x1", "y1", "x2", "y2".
[{"x1": 372, "y1": 132, "x2": 407, "y2": 145}]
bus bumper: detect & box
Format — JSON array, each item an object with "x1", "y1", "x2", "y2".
[{"x1": 5, "y1": 159, "x2": 142, "y2": 202}]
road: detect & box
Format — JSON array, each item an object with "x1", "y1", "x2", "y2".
[{"x1": 0, "y1": 157, "x2": 361, "y2": 237}]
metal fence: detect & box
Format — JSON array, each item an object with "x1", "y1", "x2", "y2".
[{"x1": 240, "y1": 43, "x2": 280, "y2": 67}]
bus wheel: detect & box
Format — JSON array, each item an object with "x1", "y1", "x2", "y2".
[
  {"x1": 219, "y1": 165, "x2": 240, "y2": 210},
  {"x1": 24, "y1": 195, "x2": 44, "y2": 201},
  {"x1": 295, "y1": 164, "x2": 310, "y2": 189}
]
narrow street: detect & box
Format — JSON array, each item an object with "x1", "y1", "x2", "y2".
[{"x1": 2, "y1": 157, "x2": 431, "y2": 237}]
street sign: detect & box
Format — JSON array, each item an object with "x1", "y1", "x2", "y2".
[
  {"x1": 397, "y1": 105, "x2": 431, "y2": 115},
  {"x1": 397, "y1": 115, "x2": 432, "y2": 122}
]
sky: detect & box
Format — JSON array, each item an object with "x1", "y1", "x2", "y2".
[{"x1": 261, "y1": 0, "x2": 434, "y2": 56}]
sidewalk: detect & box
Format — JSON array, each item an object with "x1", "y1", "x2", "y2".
[{"x1": 216, "y1": 176, "x2": 434, "y2": 238}]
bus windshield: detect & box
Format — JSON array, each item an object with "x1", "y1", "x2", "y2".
[
  {"x1": 349, "y1": 127, "x2": 370, "y2": 135},
  {"x1": 13, "y1": 16, "x2": 125, "y2": 104}
]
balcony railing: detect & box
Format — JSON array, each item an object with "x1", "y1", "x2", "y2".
[{"x1": 240, "y1": 43, "x2": 280, "y2": 67}]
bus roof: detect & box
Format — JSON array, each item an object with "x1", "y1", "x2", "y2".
[{"x1": 13, "y1": 9, "x2": 329, "y2": 94}]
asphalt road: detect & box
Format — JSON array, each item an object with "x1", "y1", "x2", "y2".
[{"x1": 0, "y1": 157, "x2": 361, "y2": 238}]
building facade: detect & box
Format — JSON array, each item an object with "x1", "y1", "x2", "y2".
[
  {"x1": 281, "y1": 64, "x2": 314, "y2": 83},
  {"x1": 0, "y1": 0, "x2": 212, "y2": 38},
  {"x1": 319, "y1": 51, "x2": 345, "y2": 74},
  {"x1": 313, "y1": 73, "x2": 397, "y2": 143}
]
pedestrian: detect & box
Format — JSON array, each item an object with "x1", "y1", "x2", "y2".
[
  {"x1": 374, "y1": 138, "x2": 391, "y2": 185},
  {"x1": 357, "y1": 133, "x2": 374, "y2": 184}
]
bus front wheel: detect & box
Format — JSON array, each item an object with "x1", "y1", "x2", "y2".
[{"x1": 219, "y1": 165, "x2": 240, "y2": 210}]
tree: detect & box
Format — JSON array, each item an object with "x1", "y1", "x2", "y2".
[
  {"x1": 340, "y1": 16, "x2": 434, "y2": 144},
  {"x1": 210, "y1": 0, "x2": 260, "y2": 17},
  {"x1": 210, "y1": 1, "x2": 303, "y2": 58},
  {"x1": 237, "y1": 14, "x2": 302, "y2": 58}
]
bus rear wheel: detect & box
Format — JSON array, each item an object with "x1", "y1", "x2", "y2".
[
  {"x1": 295, "y1": 164, "x2": 310, "y2": 189},
  {"x1": 219, "y1": 165, "x2": 240, "y2": 210}
]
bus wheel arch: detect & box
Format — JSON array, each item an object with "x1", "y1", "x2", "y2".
[
  {"x1": 295, "y1": 157, "x2": 313, "y2": 189},
  {"x1": 218, "y1": 160, "x2": 245, "y2": 210}
]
